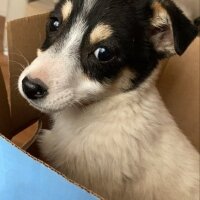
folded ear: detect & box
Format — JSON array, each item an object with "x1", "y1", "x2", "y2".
[{"x1": 150, "y1": 0, "x2": 198, "y2": 57}]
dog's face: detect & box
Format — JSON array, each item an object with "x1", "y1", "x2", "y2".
[{"x1": 18, "y1": 0, "x2": 197, "y2": 113}]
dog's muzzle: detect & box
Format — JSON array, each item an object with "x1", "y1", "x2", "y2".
[{"x1": 22, "y1": 77, "x2": 48, "y2": 100}]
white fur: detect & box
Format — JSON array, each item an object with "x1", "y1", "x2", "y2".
[{"x1": 38, "y1": 71, "x2": 199, "y2": 200}]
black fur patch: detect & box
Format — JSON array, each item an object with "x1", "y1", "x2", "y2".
[
  {"x1": 41, "y1": 0, "x2": 197, "y2": 88},
  {"x1": 194, "y1": 17, "x2": 200, "y2": 32},
  {"x1": 41, "y1": 0, "x2": 84, "y2": 50}
]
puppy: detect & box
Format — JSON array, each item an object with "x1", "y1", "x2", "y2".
[{"x1": 18, "y1": 0, "x2": 199, "y2": 199}]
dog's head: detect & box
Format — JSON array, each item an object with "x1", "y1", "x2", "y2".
[{"x1": 18, "y1": 0, "x2": 197, "y2": 113}]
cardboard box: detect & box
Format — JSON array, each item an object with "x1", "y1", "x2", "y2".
[
  {"x1": 0, "y1": 65, "x2": 11, "y2": 138},
  {"x1": 0, "y1": 16, "x2": 5, "y2": 52},
  {"x1": 0, "y1": 136, "x2": 101, "y2": 200},
  {"x1": 157, "y1": 38, "x2": 200, "y2": 151},
  {"x1": 26, "y1": 0, "x2": 55, "y2": 16},
  {"x1": 0, "y1": 13, "x2": 199, "y2": 199},
  {"x1": 0, "y1": 14, "x2": 102, "y2": 199}
]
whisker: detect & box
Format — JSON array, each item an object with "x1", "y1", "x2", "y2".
[
  {"x1": 9, "y1": 49, "x2": 30, "y2": 66},
  {"x1": 16, "y1": 49, "x2": 30, "y2": 66},
  {"x1": 8, "y1": 60, "x2": 26, "y2": 70}
]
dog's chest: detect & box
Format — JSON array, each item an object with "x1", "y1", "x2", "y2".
[
  {"x1": 50, "y1": 105, "x2": 140, "y2": 171},
  {"x1": 41, "y1": 97, "x2": 157, "y2": 194},
  {"x1": 40, "y1": 91, "x2": 167, "y2": 198}
]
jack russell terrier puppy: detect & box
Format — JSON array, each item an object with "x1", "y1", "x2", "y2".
[{"x1": 18, "y1": 0, "x2": 199, "y2": 199}]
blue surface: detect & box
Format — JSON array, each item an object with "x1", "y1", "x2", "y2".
[{"x1": 0, "y1": 136, "x2": 99, "y2": 200}]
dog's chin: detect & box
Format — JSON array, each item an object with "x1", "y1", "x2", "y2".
[
  {"x1": 26, "y1": 99, "x2": 74, "y2": 114},
  {"x1": 28, "y1": 98, "x2": 100, "y2": 113},
  {"x1": 24, "y1": 92, "x2": 75, "y2": 113},
  {"x1": 18, "y1": 88, "x2": 76, "y2": 113}
]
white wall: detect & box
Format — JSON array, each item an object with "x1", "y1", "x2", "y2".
[
  {"x1": 0, "y1": 0, "x2": 28, "y2": 20},
  {"x1": 0, "y1": 0, "x2": 9, "y2": 17},
  {"x1": 7, "y1": 0, "x2": 28, "y2": 21},
  {"x1": 174, "y1": 0, "x2": 200, "y2": 20},
  {"x1": 0, "y1": 0, "x2": 57, "y2": 20}
]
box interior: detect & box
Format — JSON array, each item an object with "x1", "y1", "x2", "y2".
[{"x1": 0, "y1": 12, "x2": 199, "y2": 199}]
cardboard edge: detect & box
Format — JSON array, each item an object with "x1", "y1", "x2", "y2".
[
  {"x1": 6, "y1": 13, "x2": 49, "y2": 133},
  {"x1": 11, "y1": 120, "x2": 42, "y2": 150},
  {"x1": 0, "y1": 66, "x2": 10, "y2": 113},
  {"x1": 7, "y1": 12, "x2": 50, "y2": 25},
  {"x1": 0, "y1": 67, "x2": 11, "y2": 138},
  {"x1": 0, "y1": 134, "x2": 104, "y2": 200},
  {"x1": 0, "y1": 16, "x2": 5, "y2": 52},
  {"x1": 6, "y1": 21, "x2": 13, "y2": 115}
]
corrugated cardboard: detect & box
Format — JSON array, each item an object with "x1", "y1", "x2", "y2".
[
  {"x1": 0, "y1": 16, "x2": 5, "y2": 52},
  {"x1": 0, "y1": 68, "x2": 11, "y2": 138},
  {"x1": 7, "y1": 14, "x2": 48, "y2": 133},
  {"x1": 11, "y1": 120, "x2": 41, "y2": 150},
  {"x1": 158, "y1": 38, "x2": 200, "y2": 151},
  {"x1": 0, "y1": 135, "x2": 102, "y2": 200}
]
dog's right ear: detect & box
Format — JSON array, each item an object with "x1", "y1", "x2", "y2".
[{"x1": 150, "y1": 0, "x2": 198, "y2": 57}]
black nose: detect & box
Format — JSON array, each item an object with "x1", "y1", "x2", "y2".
[{"x1": 22, "y1": 77, "x2": 48, "y2": 100}]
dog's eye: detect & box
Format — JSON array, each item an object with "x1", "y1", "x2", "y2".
[
  {"x1": 94, "y1": 47, "x2": 114, "y2": 62},
  {"x1": 49, "y1": 17, "x2": 61, "y2": 32}
]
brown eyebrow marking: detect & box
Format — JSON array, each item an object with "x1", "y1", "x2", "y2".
[
  {"x1": 90, "y1": 23, "x2": 113, "y2": 44},
  {"x1": 62, "y1": 0, "x2": 73, "y2": 21}
]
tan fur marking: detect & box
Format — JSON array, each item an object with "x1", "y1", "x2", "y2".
[
  {"x1": 111, "y1": 68, "x2": 135, "y2": 91},
  {"x1": 90, "y1": 24, "x2": 113, "y2": 44},
  {"x1": 62, "y1": 1, "x2": 73, "y2": 21},
  {"x1": 152, "y1": 1, "x2": 166, "y2": 13},
  {"x1": 151, "y1": 1, "x2": 175, "y2": 55},
  {"x1": 151, "y1": 1, "x2": 169, "y2": 27}
]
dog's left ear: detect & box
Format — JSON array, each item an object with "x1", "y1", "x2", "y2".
[{"x1": 150, "y1": 0, "x2": 198, "y2": 57}]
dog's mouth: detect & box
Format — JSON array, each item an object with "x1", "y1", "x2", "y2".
[
  {"x1": 18, "y1": 74, "x2": 73, "y2": 113},
  {"x1": 25, "y1": 91, "x2": 75, "y2": 113},
  {"x1": 20, "y1": 80, "x2": 75, "y2": 113},
  {"x1": 26, "y1": 91, "x2": 103, "y2": 113}
]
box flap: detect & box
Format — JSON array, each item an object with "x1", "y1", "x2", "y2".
[
  {"x1": 0, "y1": 68, "x2": 11, "y2": 138},
  {"x1": 7, "y1": 13, "x2": 49, "y2": 132},
  {"x1": 0, "y1": 16, "x2": 5, "y2": 53},
  {"x1": 0, "y1": 135, "x2": 101, "y2": 200},
  {"x1": 158, "y1": 38, "x2": 200, "y2": 151},
  {"x1": 11, "y1": 120, "x2": 42, "y2": 150}
]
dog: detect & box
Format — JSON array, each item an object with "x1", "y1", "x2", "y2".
[{"x1": 18, "y1": 0, "x2": 199, "y2": 199}]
